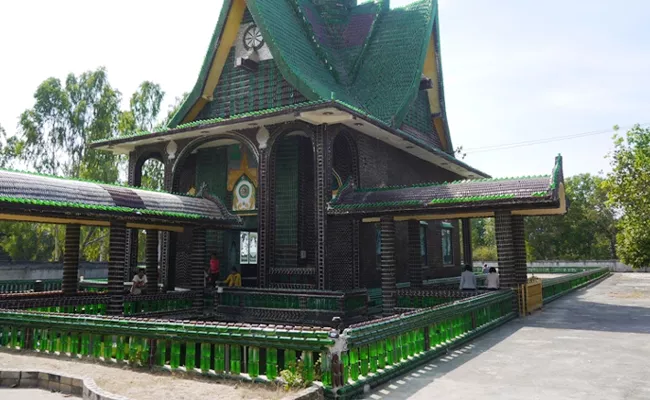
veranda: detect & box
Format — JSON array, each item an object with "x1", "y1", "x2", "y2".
[{"x1": 0, "y1": 159, "x2": 610, "y2": 399}]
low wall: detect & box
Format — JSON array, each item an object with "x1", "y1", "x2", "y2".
[
  {"x1": 473, "y1": 260, "x2": 649, "y2": 273},
  {"x1": 0, "y1": 262, "x2": 107, "y2": 280}
]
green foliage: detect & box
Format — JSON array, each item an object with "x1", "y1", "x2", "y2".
[
  {"x1": 470, "y1": 174, "x2": 617, "y2": 262},
  {"x1": 278, "y1": 358, "x2": 320, "y2": 390},
  {"x1": 473, "y1": 245, "x2": 497, "y2": 262},
  {"x1": 0, "y1": 69, "x2": 169, "y2": 262},
  {"x1": 526, "y1": 174, "x2": 616, "y2": 261},
  {"x1": 605, "y1": 124, "x2": 650, "y2": 268},
  {"x1": 0, "y1": 222, "x2": 55, "y2": 261}
]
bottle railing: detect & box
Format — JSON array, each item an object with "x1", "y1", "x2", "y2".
[
  {"x1": 474, "y1": 266, "x2": 602, "y2": 274},
  {"x1": 0, "y1": 309, "x2": 333, "y2": 384},
  {"x1": 0, "y1": 291, "x2": 197, "y2": 317},
  {"x1": 330, "y1": 290, "x2": 516, "y2": 398},
  {"x1": 396, "y1": 274, "x2": 488, "y2": 290},
  {"x1": 215, "y1": 287, "x2": 368, "y2": 325},
  {"x1": 0, "y1": 280, "x2": 63, "y2": 294},
  {"x1": 396, "y1": 288, "x2": 490, "y2": 309},
  {"x1": 542, "y1": 267, "x2": 610, "y2": 303},
  {"x1": 0, "y1": 290, "x2": 517, "y2": 398}
]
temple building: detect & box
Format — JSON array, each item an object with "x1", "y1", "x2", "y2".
[{"x1": 0, "y1": 0, "x2": 566, "y2": 323}]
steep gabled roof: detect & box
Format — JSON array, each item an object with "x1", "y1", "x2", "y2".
[{"x1": 168, "y1": 0, "x2": 449, "y2": 148}]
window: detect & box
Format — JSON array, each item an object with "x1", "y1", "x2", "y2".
[
  {"x1": 239, "y1": 231, "x2": 258, "y2": 264},
  {"x1": 419, "y1": 222, "x2": 428, "y2": 265},
  {"x1": 441, "y1": 225, "x2": 453, "y2": 265}
]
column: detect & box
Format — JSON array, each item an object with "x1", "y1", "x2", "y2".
[
  {"x1": 62, "y1": 224, "x2": 80, "y2": 295},
  {"x1": 494, "y1": 211, "x2": 516, "y2": 288},
  {"x1": 352, "y1": 219, "x2": 360, "y2": 289},
  {"x1": 511, "y1": 216, "x2": 527, "y2": 285},
  {"x1": 257, "y1": 147, "x2": 269, "y2": 288},
  {"x1": 108, "y1": 221, "x2": 127, "y2": 316},
  {"x1": 407, "y1": 220, "x2": 422, "y2": 288},
  {"x1": 314, "y1": 125, "x2": 330, "y2": 290},
  {"x1": 191, "y1": 227, "x2": 207, "y2": 311},
  {"x1": 380, "y1": 216, "x2": 397, "y2": 316},
  {"x1": 461, "y1": 218, "x2": 473, "y2": 266},
  {"x1": 145, "y1": 230, "x2": 159, "y2": 293},
  {"x1": 124, "y1": 229, "x2": 139, "y2": 283}
]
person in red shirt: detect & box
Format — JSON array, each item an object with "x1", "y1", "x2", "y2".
[{"x1": 209, "y1": 253, "x2": 220, "y2": 288}]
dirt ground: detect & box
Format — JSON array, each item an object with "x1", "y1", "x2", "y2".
[{"x1": 0, "y1": 351, "x2": 287, "y2": 400}]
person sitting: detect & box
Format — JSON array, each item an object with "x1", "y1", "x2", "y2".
[
  {"x1": 131, "y1": 268, "x2": 147, "y2": 295},
  {"x1": 224, "y1": 267, "x2": 242, "y2": 287},
  {"x1": 487, "y1": 267, "x2": 500, "y2": 290},
  {"x1": 482, "y1": 263, "x2": 490, "y2": 274},
  {"x1": 459, "y1": 265, "x2": 477, "y2": 290}
]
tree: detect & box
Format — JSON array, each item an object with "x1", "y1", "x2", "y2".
[
  {"x1": 471, "y1": 218, "x2": 497, "y2": 261},
  {"x1": 526, "y1": 174, "x2": 616, "y2": 261},
  {"x1": 470, "y1": 174, "x2": 617, "y2": 262},
  {"x1": 605, "y1": 124, "x2": 650, "y2": 268},
  {"x1": 2, "y1": 70, "x2": 171, "y2": 262},
  {"x1": 0, "y1": 124, "x2": 22, "y2": 168},
  {"x1": 14, "y1": 69, "x2": 123, "y2": 261}
]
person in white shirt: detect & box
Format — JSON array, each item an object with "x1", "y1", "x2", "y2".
[
  {"x1": 482, "y1": 263, "x2": 489, "y2": 274},
  {"x1": 486, "y1": 267, "x2": 499, "y2": 290},
  {"x1": 131, "y1": 268, "x2": 147, "y2": 295},
  {"x1": 459, "y1": 265, "x2": 477, "y2": 290}
]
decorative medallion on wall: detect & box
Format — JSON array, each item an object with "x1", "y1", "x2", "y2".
[
  {"x1": 235, "y1": 23, "x2": 273, "y2": 67},
  {"x1": 233, "y1": 175, "x2": 256, "y2": 211},
  {"x1": 243, "y1": 25, "x2": 264, "y2": 50},
  {"x1": 228, "y1": 146, "x2": 258, "y2": 211}
]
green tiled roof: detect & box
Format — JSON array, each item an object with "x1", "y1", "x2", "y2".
[
  {"x1": 0, "y1": 170, "x2": 241, "y2": 226},
  {"x1": 328, "y1": 155, "x2": 565, "y2": 215},
  {"x1": 168, "y1": 0, "x2": 445, "y2": 147}
]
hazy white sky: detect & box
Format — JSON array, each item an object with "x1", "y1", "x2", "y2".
[{"x1": 1, "y1": 0, "x2": 649, "y2": 178}]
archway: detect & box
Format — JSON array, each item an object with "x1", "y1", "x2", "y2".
[
  {"x1": 169, "y1": 135, "x2": 259, "y2": 289},
  {"x1": 268, "y1": 132, "x2": 316, "y2": 289}
]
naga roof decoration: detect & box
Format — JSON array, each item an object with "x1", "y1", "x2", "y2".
[
  {"x1": 0, "y1": 170, "x2": 241, "y2": 229},
  {"x1": 329, "y1": 155, "x2": 566, "y2": 218}
]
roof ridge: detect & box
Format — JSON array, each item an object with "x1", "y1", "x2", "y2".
[
  {"x1": 348, "y1": 0, "x2": 385, "y2": 83},
  {"x1": 355, "y1": 174, "x2": 552, "y2": 192},
  {"x1": 390, "y1": 0, "x2": 437, "y2": 127},
  {"x1": 0, "y1": 168, "x2": 197, "y2": 198}
]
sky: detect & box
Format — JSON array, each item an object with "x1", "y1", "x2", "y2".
[{"x1": 1, "y1": 0, "x2": 649, "y2": 179}]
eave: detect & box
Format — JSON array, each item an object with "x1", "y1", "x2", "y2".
[{"x1": 91, "y1": 101, "x2": 489, "y2": 180}]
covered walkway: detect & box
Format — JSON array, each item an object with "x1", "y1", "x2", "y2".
[{"x1": 361, "y1": 273, "x2": 650, "y2": 400}]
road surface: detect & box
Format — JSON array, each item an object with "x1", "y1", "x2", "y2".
[{"x1": 362, "y1": 273, "x2": 650, "y2": 400}]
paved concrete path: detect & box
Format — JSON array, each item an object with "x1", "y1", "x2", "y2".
[{"x1": 362, "y1": 273, "x2": 650, "y2": 400}]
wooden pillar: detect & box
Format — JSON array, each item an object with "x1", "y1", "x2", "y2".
[
  {"x1": 380, "y1": 216, "x2": 397, "y2": 316},
  {"x1": 191, "y1": 227, "x2": 207, "y2": 311},
  {"x1": 314, "y1": 125, "x2": 330, "y2": 290},
  {"x1": 62, "y1": 224, "x2": 80, "y2": 295},
  {"x1": 462, "y1": 218, "x2": 473, "y2": 266},
  {"x1": 495, "y1": 211, "x2": 516, "y2": 289},
  {"x1": 145, "y1": 230, "x2": 159, "y2": 293},
  {"x1": 407, "y1": 220, "x2": 422, "y2": 288},
  {"x1": 108, "y1": 221, "x2": 127, "y2": 316}
]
